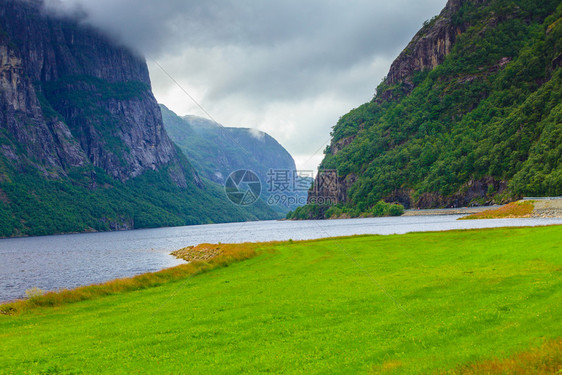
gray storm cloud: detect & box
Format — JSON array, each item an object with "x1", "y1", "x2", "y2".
[
  {"x1": 43, "y1": 0, "x2": 448, "y2": 170},
  {"x1": 47, "y1": 0, "x2": 441, "y2": 54}
]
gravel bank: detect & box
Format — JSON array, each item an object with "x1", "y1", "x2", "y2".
[
  {"x1": 403, "y1": 206, "x2": 502, "y2": 216},
  {"x1": 526, "y1": 198, "x2": 562, "y2": 218},
  {"x1": 404, "y1": 198, "x2": 562, "y2": 218}
]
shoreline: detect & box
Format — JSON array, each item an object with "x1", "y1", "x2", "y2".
[
  {"x1": 2, "y1": 224, "x2": 562, "y2": 311},
  {"x1": 1, "y1": 226, "x2": 561, "y2": 373},
  {"x1": 526, "y1": 198, "x2": 562, "y2": 218},
  {"x1": 403, "y1": 205, "x2": 501, "y2": 216},
  {"x1": 404, "y1": 198, "x2": 562, "y2": 218}
]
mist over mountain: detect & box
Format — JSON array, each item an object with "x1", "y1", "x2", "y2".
[
  {"x1": 0, "y1": 0, "x2": 277, "y2": 237},
  {"x1": 39, "y1": 0, "x2": 448, "y2": 172}
]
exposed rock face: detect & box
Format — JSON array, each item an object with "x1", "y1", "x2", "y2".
[
  {"x1": 309, "y1": 0, "x2": 484, "y2": 208},
  {"x1": 308, "y1": 171, "x2": 355, "y2": 207},
  {"x1": 0, "y1": 0, "x2": 281, "y2": 237},
  {"x1": 416, "y1": 177, "x2": 509, "y2": 208},
  {"x1": 381, "y1": 0, "x2": 488, "y2": 98},
  {"x1": 0, "y1": 29, "x2": 88, "y2": 176},
  {"x1": 329, "y1": 136, "x2": 356, "y2": 156},
  {"x1": 0, "y1": 0, "x2": 193, "y2": 185}
]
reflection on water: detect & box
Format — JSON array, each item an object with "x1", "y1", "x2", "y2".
[{"x1": 0, "y1": 215, "x2": 560, "y2": 302}]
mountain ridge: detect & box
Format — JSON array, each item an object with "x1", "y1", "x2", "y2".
[
  {"x1": 161, "y1": 105, "x2": 307, "y2": 213},
  {"x1": 0, "y1": 0, "x2": 193, "y2": 184},
  {"x1": 300, "y1": 0, "x2": 561, "y2": 218},
  {"x1": 0, "y1": 0, "x2": 278, "y2": 237}
]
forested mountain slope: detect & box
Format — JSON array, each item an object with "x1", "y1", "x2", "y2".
[
  {"x1": 309, "y1": 0, "x2": 561, "y2": 215},
  {"x1": 161, "y1": 105, "x2": 307, "y2": 214}
]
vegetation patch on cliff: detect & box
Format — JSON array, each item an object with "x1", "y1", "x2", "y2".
[{"x1": 0, "y1": 168, "x2": 278, "y2": 237}]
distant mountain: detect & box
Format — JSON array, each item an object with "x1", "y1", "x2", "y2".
[
  {"x1": 297, "y1": 0, "x2": 562, "y2": 219},
  {"x1": 0, "y1": 0, "x2": 277, "y2": 237},
  {"x1": 161, "y1": 105, "x2": 309, "y2": 213}
]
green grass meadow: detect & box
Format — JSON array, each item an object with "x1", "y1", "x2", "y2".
[{"x1": 0, "y1": 226, "x2": 560, "y2": 374}]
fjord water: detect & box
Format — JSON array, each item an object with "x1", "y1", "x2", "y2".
[{"x1": 1, "y1": 216, "x2": 561, "y2": 303}]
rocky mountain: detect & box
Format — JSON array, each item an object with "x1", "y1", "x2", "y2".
[
  {"x1": 297, "y1": 0, "x2": 562, "y2": 219},
  {"x1": 161, "y1": 105, "x2": 309, "y2": 213},
  {"x1": 382, "y1": 0, "x2": 487, "y2": 96},
  {"x1": 0, "y1": 0, "x2": 192, "y2": 184},
  {"x1": 0, "y1": 0, "x2": 277, "y2": 237}
]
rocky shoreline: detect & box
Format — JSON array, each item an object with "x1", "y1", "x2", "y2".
[
  {"x1": 403, "y1": 206, "x2": 502, "y2": 216},
  {"x1": 527, "y1": 198, "x2": 562, "y2": 218},
  {"x1": 403, "y1": 198, "x2": 562, "y2": 218}
]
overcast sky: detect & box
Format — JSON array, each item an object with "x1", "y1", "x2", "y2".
[{"x1": 49, "y1": 0, "x2": 447, "y2": 171}]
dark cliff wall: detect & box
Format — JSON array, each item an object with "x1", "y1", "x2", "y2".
[
  {"x1": 384, "y1": 0, "x2": 488, "y2": 93},
  {"x1": 0, "y1": 0, "x2": 282, "y2": 237},
  {"x1": 0, "y1": 0, "x2": 192, "y2": 184},
  {"x1": 0, "y1": 19, "x2": 89, "y2": 177}
]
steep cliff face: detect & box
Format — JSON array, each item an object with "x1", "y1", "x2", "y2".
[
  {"x1": 0, "y1": 26, "x2": 89, "y2": 178},
  {"x1": 303, "y1": 0, "x2": 562, "y2": 217},
  {"x1": 0, "y1": 0, "x2": 191, "y2": 184},
  {"x1": 0, "y1": 0, "x2": 280, "y2": 237},
  {"x1": 382, "y1": 0, "x2": 487, "y2": 96}
]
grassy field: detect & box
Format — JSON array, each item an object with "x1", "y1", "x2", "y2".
[{"x1": 0, "y1": 226, "x2": 561, "y2": 374}]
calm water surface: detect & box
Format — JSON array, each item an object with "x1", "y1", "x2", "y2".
[{"x1": 1, "y1": 215, "x2": 560, "y2": 302}]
